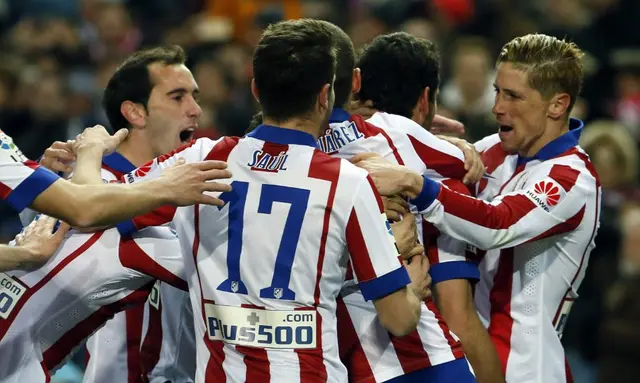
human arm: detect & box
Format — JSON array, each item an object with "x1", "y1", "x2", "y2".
[
  {"x1": 354, "y1": 155, "x2": 596, "y2": 250},
  {"x1": 345, "y1": 174, "x2": 428, "y2": 336}
]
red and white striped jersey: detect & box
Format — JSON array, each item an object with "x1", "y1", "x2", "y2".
[
  {"x1": 0, "y1": 130, "x2": 59, "y2": 212},
  {"x1": 84, "y1": 152, "x2": 195, "y2": 383},
  {"x1": 117, "y1": 125, "x2": 410, "y2": 383},
  {"x1": 0, "y1": 226, "x2": 187, "y2": 383},
  {"x1": 324, "y1": 109, "x2": 471, "y2": 382},
  {"x1": 418, "y1": 119, "x2": 601, "y2": 383}
]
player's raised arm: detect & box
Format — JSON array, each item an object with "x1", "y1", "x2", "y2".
[
  {"x1": 346, "y1": 174, "x2": 429, "y2": 336},
  {"x1": 356, "y1": 155, "x2": 598, "y2": 250}
]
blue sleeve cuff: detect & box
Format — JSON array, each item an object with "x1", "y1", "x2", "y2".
[
  {"x1": 358, "y1": 266, "x2": 411, "y2": 301},
  {"x1": 430, "y1": 261, "x2": 480, "y2": 285},
  {"x1": 116, "y1": 219, "x2": 137, "y2": 236},
  {"x1": 7, "y1": 166, "x2": 59, "y2": 212},
  {"x1": 410, "y1": 175, "x2": 441, "y2": 212}
]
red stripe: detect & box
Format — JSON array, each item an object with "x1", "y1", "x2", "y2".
[
  {"x1": 303, "y1": 150, "x2": 341, "y2": 382},
  {"x1": 426, "y1": 299, "x2": 465, "y2": 359},
  {"x1": 118, "y1": 236, "x2": 188, "y2": 291},
  {"x1": 155, "y1": 139, "x2": 200, "y2": 165},
  {"x1": 125, "y1": 305, "x2": 145, "y2": 382},
  {"x1": 408, "y1": 135, "x2": 466, "y2": 180},
  {"x1": 548, "y1": 165, "x2": 581, "y2": 193},
  {"x1": 390, "y1": 329, "x2": 432, "y2": 373},
  {"x1": 349, "y1": 115, "x2": 406, "y2": 165},
  {"x1": 481, "y1": 141, "x2": 509, "y2": 175},
  {"x1": 0, "y1": 232, "x2": 104, "y2": 340},
  {"x1": 345, "y1": 209, "x2": 377, "y2": 283},
  {"x1": 565, "y1": 357, "x2": 574, "y2": 383},
  {"x1": 0, "y1": 181, "x2": 11, "y2": 199},
  {"x1": 140, "y1": 297, "x2": 163, "y2": 380},
  {"x1": 41, "y1": 361, "x2": 51, "y2": 382},
  {"x1": 526, "y1": 206, "x2": 585, "y2": 243},
  {"x1": 487, "y1": 248, "x2": 515, "y2": 374},
  {"x1": 43, "y1": 286, "x2": 152, "y2": 370},
  {"x1": 24, "y1": 160, "x2": 40, "y2": 170},
  {"x1": 132, "y1": 206, "x2": 178, "y2": 231},
  {"x1": 101, "y1": 163, "x2": 126, "y2": 178},
  {"x1": 438, "y1": 187, "x2": 537, "y2": 229},
  {"x1": 574, "y1": 151, "x2": 600, "y2": 187},
  {"x1": 197, "y1": 136, "x2": 239, "y2": 383},
  {"x1": 336, "y1": 298, "x2": 375, "y2": 383}
]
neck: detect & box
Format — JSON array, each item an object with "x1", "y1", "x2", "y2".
[
  {"x1": 521, "y1": 118, "x2": 570, "y2": 157},
  {"x1": 262, "y1": 116, "x2": 323, "y2": 139},
  {"x1": 115, "y1": 130, "x2": 155, "y2": 167}
]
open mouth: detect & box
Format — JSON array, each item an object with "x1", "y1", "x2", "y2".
[
  {"x1": 179, "y1": 127, "x2": 196, "y2": 143},
  {"x1": 499, "y1": 125, "x2": 513, "y2": 133}
]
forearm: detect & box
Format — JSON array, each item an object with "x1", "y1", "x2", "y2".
[
  {"x1": 0, "y1": 245, "x2": 34, "y2": 272},
  {"x1": 71, "y1": 147, "x2": 105, "y2": 185},
  {"x1": 434, "y1": 280, "x2": 504, "y2": 383}
]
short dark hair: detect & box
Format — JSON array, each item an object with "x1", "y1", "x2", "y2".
[
  {"x1": 357, "y1": 32, "x2": 440, "y2": 119},
  {"x1": 103, "y1": 46, "x2": 187, "y2": 131},
  {"x1": 253, "y1": 19, "x2": 336, "y2": 122},
  {"x1": 322, "y1": 22, "x2": 355, "y2": 108}
]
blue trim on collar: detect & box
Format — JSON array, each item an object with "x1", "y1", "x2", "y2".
[
  {"x1": 246, "y1": 124, "x2": 318, "y2": 148},
  {"x1": 102, "y1": 151, "x2": 136, "y2": 173},
  {"x1": 329, "y1": 108, "x2": 351, "y2": 124},
  {"x1": 517, "y1": 118, "x2": 584, "y2": 166}
]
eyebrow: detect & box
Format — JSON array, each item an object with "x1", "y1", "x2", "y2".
[
  {"x1": 493, "y1": 84, "x2": 521, "y2": 97},
  {"x1": 166, "y1": 87, "x2": 200, "y2": 96}
]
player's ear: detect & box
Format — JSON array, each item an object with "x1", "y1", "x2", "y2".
[
  {"x1": 318, "y1": 83, "x2": 331, "y2": 111},
  {"x1": 420, "y1": 87, "x2": 430, "y2": 115},
  {"x1": 250, "y1": 78, "x2": 260, "y2": 104},
  {"x1": 352, "y1": 68, "x2": 361, "y2": 94},
  {"x1": 547, "y1": 92, "x2": 571, "y2": 120},
  {"x1": 121, "y1": 101, "x2": 146, "y2": 129}
]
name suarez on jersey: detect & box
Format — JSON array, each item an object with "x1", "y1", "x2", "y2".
[{"x1": 317, "y1": 122, "x2": 364, "y2": 154}]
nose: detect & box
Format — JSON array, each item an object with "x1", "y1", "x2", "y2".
[
  {"x1": 492, "y1": 93, "x2": 505, "y2": 116},
  {"x1": 187, "y1": 97, "x2": 202, "y2": 119}
]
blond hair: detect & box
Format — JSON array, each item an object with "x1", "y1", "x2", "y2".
[{"x1": 497, "y1": 34, "x2": 584, "y2": 114}]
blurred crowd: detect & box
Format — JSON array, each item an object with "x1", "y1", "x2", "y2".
[{"x1": 0, "y1": 0, "x2": 639, "y2": 382}]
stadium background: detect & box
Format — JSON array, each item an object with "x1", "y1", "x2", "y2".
[{"x1": 0, "y1": 0, "x2": 638, "y2": 381}]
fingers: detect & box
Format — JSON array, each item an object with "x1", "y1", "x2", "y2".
[
  {"x1": 202, "y1": 182, "x2": 233, "y2": 193},
  {"x1": 201, "y1": 168, "x2": 232, "y2": 183},
  {"x1": 350, "y1": 152, "x2": 380, "y2": 164},
  {"x1": 40, "y1": 216, "x2": 57, "y2": 235},
  {"x1": 53, "y1": 222, "x2": 71, "y2": 240},
  {"x1": 196, "y1": 194, "x2": 227, "y2": 207},
  {"x1": 113, "y1": 128, "x2": 129, "y2": 143},
  {"x1": 195, "y1": 160, "x2": 229, "y2": 171}
]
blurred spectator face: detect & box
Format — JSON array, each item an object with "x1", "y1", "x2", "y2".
[
  {"x1": 144, "y1": 63, "x2": 202, "y2": 157},
  {"x1": 30, "y1": 76, "x2": 67, "y2": 120},
  {"x1": 96, "y1": 4, "x2": 131, "y2": 46},
  {"x1": 592, "y1": 143, "x2": 624, "y2": 189},
  {"x1": 620, "y1": 206, "x2": 640, "y2": 275},
  {"x1": 454, "y1": 49, "x2": 490, "y2": 102},
  {"x1": 216, "y1": 44, "x2": 252, "y2": 86},
  {"x1": 492, "y1": 63, "x2": 550, "y2": 156},
  {"x1": 194, "y1": 61, "x2": 229, "y2": 106},
  {"x1": 400, "y1": 19, "x2": 438, "y2": 42}
]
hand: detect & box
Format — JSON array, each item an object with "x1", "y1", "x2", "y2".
[
  {"x1": 14, "y1": 216, "x2": 70, "y2": 269},
  {"x1": 404, "y1": 254, "x2": 432, "y2": 301},
  {"x1": 383, "y1": 195, "x2": 409, "y2": 222},
  {"x1": 157, "y1": 158, "x2": 233, "y2": 206},
  {"x1": 351, "y1": 153, "x2": 423, "y2": 198},
  {"x1": 430, "y1": 115, "x2": 465, "y2": 136},
  {"x1": 347, "y1": 100, "x2": 378, "y2": 119},
  {"x1": 390, "y1": 213, "x2": 418, "y2": 257},
  {"x1": 72, "y1": 125, "x2": 129, "y2": 156},
  {"x1": 40, "y1": 141, "x2": 76, "y2": 173},
  {"x1": 436, "y1": 135, "x2": 484, "y2": 184}
]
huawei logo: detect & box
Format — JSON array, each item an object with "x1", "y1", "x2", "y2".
[
  {"x1": 134, "y1": 164, "x2": 152, "y2": 177},
  {"x1": 534, "y1": 181, "x2": 560, "y2": 206}
]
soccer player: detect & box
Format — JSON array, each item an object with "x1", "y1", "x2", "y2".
[
  {"x1": 36, "y1": 46, "x2": 202, "y2": 383},
  {"x1": 321, "y1": 28, "x2": 500, "y2": 383},
  {"x1": 117, "y1": 19, "x2": 431, "y2": 382},
  {"x1": 0, "y1": 127, "x2": 230, "y2": 232},
  {"x1": 355, "y1": 34, "x2": 600, "y2": 383},
  {"x1": 0, "y1": 218, "x2": 190, "y2": 383}
]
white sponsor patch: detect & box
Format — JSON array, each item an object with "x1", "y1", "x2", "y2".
[
  {"x1": 148, "y1": 280, "x2": 161, "y2": 309},
  {"x1": 0, "y1": 273, "x2": 27, "y2": 319},
  {"x1": 524, "y1": 179, "x2": 565, "y2": 212},
  {"x1": 0, "y1": 131, "x2": 28, "y2": 163},
  {"x1": 205, "y1": 303, "x2": 317, "y2": 349}
]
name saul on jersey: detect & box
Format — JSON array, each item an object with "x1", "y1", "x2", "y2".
[
  {"x1": 248, "y1": 149, "x2": 289, "y2": 173},
  {"x1": 205, "y1": 303, "x2": 317, "y2": 349}
]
